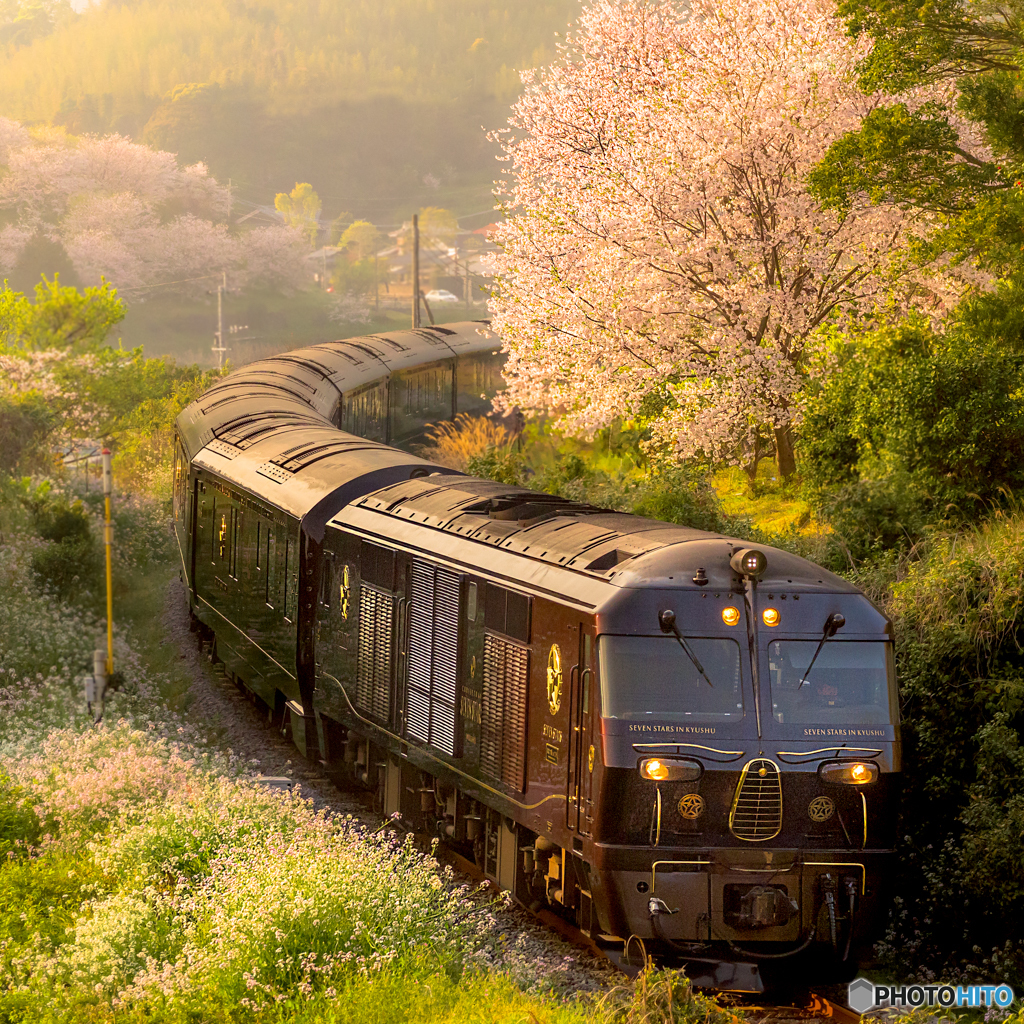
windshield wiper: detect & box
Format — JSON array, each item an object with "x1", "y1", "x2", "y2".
[
  {"x1": 658, "y1": 609, "x2": 713, "y2": 688},
  {"x1": 797, "y1": 612, "x2": 845, "y2": 689}
]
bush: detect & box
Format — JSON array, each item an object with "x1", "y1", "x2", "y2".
[
  {"x1": 22, "y1": 491, "x2": 102, "y2": 598},
  {"x1": 849, "y1": 514, "x2": 1024, "y2": 983},
  {"x1": 800, "y1": 314, "x2": 1024, "y2": 555}
]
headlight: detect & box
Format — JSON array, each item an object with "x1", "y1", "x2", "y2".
[
  {"x1": 762, "y1": 607, "x2": 780, "y2": 627},
  {"x1": 639, "y1": 757, "x2": 702, "y2": 782},
  {"x1": 722, "y1": 606, "x2": 741, "y2": 626},
  {"x1": 819, "y1": 761, "x2": 878, "y2": 785}
]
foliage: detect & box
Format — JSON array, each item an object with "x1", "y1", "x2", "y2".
[
  {"x1": 598, "y1": 964, "x2": 739, "y2": 1024},
  {"x1": 807, "y1": 0, "x2": 1024, "y2": 273},
  {"x1": 275, "y1": 182, "x2": 322, "y2": 248},
  {"x1": 20, "y1": 486, "x2": 101, "y2": 598},
  {"x1": 465, "y1": 445, "x2": 529, "y2": 487},
  {"x1": 416, "y1": 413, "x2": 514, "y2": 471},
  {"x1": 0, "y1": 278, "x2": 221, "y2": 482},
  {"x1": 0, "y1": 0, "x2": 581, "y2": 229},
  {"x1": 488, "y1": 0, "x2": 986, "y2": 480},
  {"x1": 800, "y1": 307, "x2": 1024, "y2": 557},
  {"x1": 0, "y1": 277, "x2": 124, "y2": 352},
  {"x1": 338, "y1": 220, "x2": 381, "y2": 261},
  {"x1": 853, "y1": 513, "x2": 1024, "y2": 982},
  {"x1": 0, "y1": 391, "x2": 52, "y2": 472},
  {"x1": 0, "y1": 502, "x2": 709, "y2": 1023},
  {"x1": 0, "y1": 119, "x2": 307, "y2": 293},
  {"x1": 459, "y1": 425, "x2": 733, "y2": 534}
]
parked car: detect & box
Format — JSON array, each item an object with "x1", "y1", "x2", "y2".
[{"x1": 424, "y1": 289, "x2": 460, "y2": 304}]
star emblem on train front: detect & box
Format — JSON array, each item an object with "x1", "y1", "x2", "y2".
[
  {"x1": 546, "y1": 644, "x2": 563, "y2": 716},
  {"x1": 808, "y1": 795, "x2": 835, "y2": 822},
  {"x1": 678, "y1": 794, "x2": 705, "y2": 819}
]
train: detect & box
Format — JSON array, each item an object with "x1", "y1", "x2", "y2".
[{"x1": 173, "y1": 321, "x2": 900, "y2": 991}]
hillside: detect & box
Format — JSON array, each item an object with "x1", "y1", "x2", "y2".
[{"x1": 0, "y1": 0, "x2": 581, "y2": 220}]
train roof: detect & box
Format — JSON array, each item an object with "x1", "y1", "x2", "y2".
[
  {"x1": 337, "y1": 474, "x2": 859, "y2": 595},
  {"x1": 176, "y1": 321, "x2": 499, "y2": 460},
  {"x1": 192, "y1": 424, "x2": 457, "y2": 534}
]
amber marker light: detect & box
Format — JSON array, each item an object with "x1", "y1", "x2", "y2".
[
  {"x1": 762, "y1": 607, "x2": 780, "y2": 627},
  {"x1": 819, "y1": 761, "x2": 879, "y2": 785},
  {"x1": 722, "y1": 606, "x2": 741, "y2": 626},
  {"x1": 639, "y1": 757, "x2": 703, "y2": 782},
  {"x1": 640, "y1": 758, "x2": 670, "y2": 781}
]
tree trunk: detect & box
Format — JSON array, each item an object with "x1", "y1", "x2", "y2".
[{"x1": 774, "y1": 424, "x2": 797, "y2": 479}]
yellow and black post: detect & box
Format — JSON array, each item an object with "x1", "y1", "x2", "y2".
[{"x1": 102, "y1": 447, "x2": 114, "y2": 681}]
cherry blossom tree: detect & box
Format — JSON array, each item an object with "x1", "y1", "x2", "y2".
[
  {"x1": 0, "y1": 121, "x2": 304, "y2": 294},
  {"x1": 488, "y1": 0, "x2": 989, "y2": 476}
]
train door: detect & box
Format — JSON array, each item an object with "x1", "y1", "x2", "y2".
[{"x1": 566, "y1": 624, "x2": 596, "y2": 835}]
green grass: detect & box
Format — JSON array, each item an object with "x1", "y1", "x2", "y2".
[{"x1": 713, "y1": 465, "x2": 815, "y2": 535}]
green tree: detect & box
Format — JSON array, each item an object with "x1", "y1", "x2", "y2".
[
  {"x1": 0, "y1": 276, "x2": 124, "y2": 352},
  {"x1": 800, "y1": 297, "x2": 1024, "y2": 555},
  {"x1": 808, "y1": 0, "x2": 1024, "y2": 265},
  {"x1": 339, "y1": 220, "x2": 382, "y2": 260},
  {"x1": 328, "y1": 211, "x2": 353, "y2": 246},
  {"x1": 416, "y1": 206, "x2": 458, "y2": 244},
  {"x1": 274, "y1": 182, "x2": 321, "y2": 248}
]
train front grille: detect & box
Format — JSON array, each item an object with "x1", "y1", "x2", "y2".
[{"x1": 729, "y1": 758, "x2": 783, "y2": 841}]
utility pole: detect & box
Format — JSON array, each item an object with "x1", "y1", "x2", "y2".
[
  {"x1": 374, "y1": 253, "x2": 379, "y2": 312},
  {"x1": 465, "y1": 253, "x2": 471, "y2": 314},
  {"x1": 212, "y1": 271, "x2": 227, "y2": 368},
  {"x1": 412, "y1": 213, "x2": 420, "y2": 328}
]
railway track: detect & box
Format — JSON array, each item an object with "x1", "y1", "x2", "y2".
[{"x1": 179, "y1": 594, "x2": 862, "y2": 1020}]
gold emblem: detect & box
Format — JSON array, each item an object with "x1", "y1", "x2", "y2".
[
  {"x1": 808, "y1": 795, "x2": 835, "y2": 822},
  {"x1": 546, "y1": 644, "x2": 563, "y2": 716},
  {"x1": 470, "y1": 654, "x2": 477, "y2": 680},
  {"x1": 588, "y1": 744, "x2": 595, "y2": 773},
  {"x1": 678, "y1": 794, "x2": 706, "y2": 819},
  {"x1": 340, "y1": 565, "x2": 351, "y2": 620}
]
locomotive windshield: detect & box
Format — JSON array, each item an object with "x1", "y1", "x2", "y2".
[
  {"x1": 599, "y1": 636, "x2": 744, "y2": 722},
  {"x1": 768, "y1": 641, "x2": 895, "y2": 724}
]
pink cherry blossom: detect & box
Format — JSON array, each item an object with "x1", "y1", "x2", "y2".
[
  {"x1": 0, "y1": 122, "x2": 305, "y2": 293},
  {"x1": 488, "y1": 0, "x2": 990, "y2": 469}
]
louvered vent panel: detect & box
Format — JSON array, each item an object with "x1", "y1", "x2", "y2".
[
  {"x1": 406, "y1": 564, "x2": 434, "y2": 744},
  {"x1": 356, "y1": 586, "x2": 392, "y2": 722},
  {"x1": 729, "y1": 759, "x2": 783, "y2": 841},
  {"x1": 480, "y1": 635, "x2": 503, "y2": 780},
  {"x1": 481, "y1": 635, "x2": 529, "y2": 791},
  {"x1": 406, "y1": 561, "x2": 460, "y2": 755},
  {"x1": 430, "y1": 567, "x2": 460, "y2": 755}
]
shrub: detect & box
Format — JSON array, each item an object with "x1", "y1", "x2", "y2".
[{"x1": 800, "y1": 314, "x2": 1024, "y2": 555}]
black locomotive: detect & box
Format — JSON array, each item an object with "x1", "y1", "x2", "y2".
[{"x1": 173, "y1": 322, "x2": 900, "y2": 990}]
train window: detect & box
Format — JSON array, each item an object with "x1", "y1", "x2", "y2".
[
  {"x1": 320, "y1": 560, "x2": 333, "y2": 607},
  {"x1": 255, "y1": 522, "x2": 262, "y2": 570},
  {"x1": 768, "y1": 641, "x2": 894, "y2": 725},
  {"x1": 217, "y1": 510, "x2": 229, "y2": 564},
  {"x1": 466, "y1": 581, "x2": 478, "y2": 623},
  {"x1": 390, "y1": 361, "x2": 454, "y2": 449},
  {"x1": 484, "y1": 584, "x2": 530, "y2": 644},
  {"x1": 599, "y1": 636, "x2": 744, "y2": 722},
  {"x1": 266, "y1": 529, "x2": 276, "y2": 607},
  {"x1": 582, "y1": 633, "x2": 593, "y2": 706},
  {"x1": 342, "y1": 380, "x2": 388, "y2": 444},
  {"x1": 230, "y1": 508, "x2": 239, "y2": 579},
  {"x1": 455, "y1": 350, "x2": 505, "y2": 418},
  {"x1": 361, "y1": 541, "x2": 396, "y2": 591}
]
